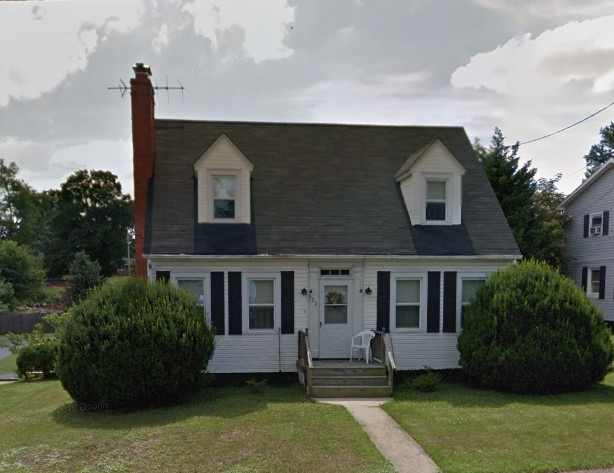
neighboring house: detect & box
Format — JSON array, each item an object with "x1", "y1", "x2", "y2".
[
  {"x1": 130, "y1": 63, "x2": 521, "y2": 374},
  {"x1": 558, "y1": 159, "x2": 614, "y2": 323}
]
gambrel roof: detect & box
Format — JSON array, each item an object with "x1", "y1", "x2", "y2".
[{"x1": 145, "y1": 120, "x2": 519, "y2": 257}]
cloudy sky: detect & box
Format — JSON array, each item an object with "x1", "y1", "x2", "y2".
[{"x1": 2, "y1": 0, "x2": 614, "y2": 196}]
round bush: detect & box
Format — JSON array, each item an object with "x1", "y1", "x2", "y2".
[
  {"x1": 57, "y1": 277, "x2": 215, "y2": 409},
  {"x1": 17, "y1": 343, "x2": 57, "y2": 380},
  {"x1": 458, "y1": 260, "x2": 613, "y2": 394}
]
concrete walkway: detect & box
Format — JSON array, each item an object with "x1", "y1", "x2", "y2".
[{"x1": 318, "y1": 398, "x2": 440, "y2": 473}]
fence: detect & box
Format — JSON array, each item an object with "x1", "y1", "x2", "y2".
[{"x1": 0, "y1": 313, "x2": 53, "y2": 334}]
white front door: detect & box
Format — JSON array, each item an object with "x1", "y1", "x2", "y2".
[{"x1": 319, "y1": 280, "x2": 353, "y2": 358}]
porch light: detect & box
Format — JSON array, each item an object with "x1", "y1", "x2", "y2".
[
  {"x1": 301, "y1": 287, "x2": 308, "y2": 296},
  {"x1": 365, "y1": 287, "x2": 372, "y2": 295}
]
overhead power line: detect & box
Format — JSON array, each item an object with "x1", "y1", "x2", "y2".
[{"x1": 519, "y1": 99, "x2": 614, "y2": 146}]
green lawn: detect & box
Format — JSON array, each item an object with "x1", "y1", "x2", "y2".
[
  {"x1": 0, "y1": 353, "x2": 17, "y2": 374},
  {"x1": 0, "y1": 380, "x2": 394, "y2": 473},
  {"x1": 384, "y1": 372, "x2": 614, "y2": 473}
]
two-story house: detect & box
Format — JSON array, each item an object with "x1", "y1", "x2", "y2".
[
  {"x1": 558, "y1": 159, "x2": 614, "y2": 323},
  {"x1": 130, "y1": 63, "x2": 521, "y2": 375}
]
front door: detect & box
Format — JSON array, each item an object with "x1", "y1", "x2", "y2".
[{"x1": 319, "y1": 281, "x2": 353, "y2": 358}]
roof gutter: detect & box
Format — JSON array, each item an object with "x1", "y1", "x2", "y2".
[{"x1": 144, "y1": 253, "x2": 522, "y2": 261}]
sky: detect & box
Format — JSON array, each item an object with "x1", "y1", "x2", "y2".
[{"x1": 1, "y1": 0, "x2": 614, "y2": 196}]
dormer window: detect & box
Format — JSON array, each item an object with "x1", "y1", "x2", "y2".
[
  {"x1": 425, "y1": 179, "x2": 447, "y2": 222},
  {"x1": 212, "y1": 175, "x2": 237, "y2": 219},
  {"x1": 194, "y1": 134, "x2": 253, "y2": 224}
]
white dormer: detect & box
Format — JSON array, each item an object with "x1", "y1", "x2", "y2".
[
  {"x1": 395, "y1": 139, "x2": 465, "y2": 225},
  {"x1": 194, "y1": 134, "x2": 254, "y2": 224}
]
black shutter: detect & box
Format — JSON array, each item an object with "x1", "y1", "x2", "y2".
[
  {"x1": 376, "y1": 272, "x2": 390, "y2": 332},
  {"x1": 599, "y1": 266, "x2": 606, "y2": 299},
  {"x1": 228, "y1": 272, "x2": 242, "y2": 335},
  {"x1": 281, "y1": 271, "x2": 294, "y2": 334},
  {"x1": 583, "y1": 215, "x2": 589, "y2": 238},
  {"x1": 210, "y1": 272, "x2": 225, "y2": 335},
  {"x1": 427, "y1": 271, "x2": 440, "y2": 333},
  {"x1": 603, "y1": 211, "x2": 609, "y2": 236},
  {"x1": 155, "y1": 271, "x2": 170, "y2": 282},
  {"x1": 443, "y1": 272, "x2": 457, "y2": 333},
  {"x1": 581, "y1": 267, "x2": 588, "y2": 292}
]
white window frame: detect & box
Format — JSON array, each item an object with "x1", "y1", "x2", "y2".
[
  {"x1": 390, "y1": 273, "x2": 426, "y2": 332},
  {"x1": 242, "y1": 272, "x2": 281, "y2": 334},
  {"x1": 423, "y1": 175, "x2": 450, "y2": 225},
  {"x1": 589, "y1": 212, "x2": 603, "y2": 237},
  {"x1": 456, "y1": 273, "x2": 488, "y2": 332},
  {"x1": 171, "y1": 273, "x2": 210, "y2": 324},
  {"x1": 208, "y1": 170, "x2": 241, "y2": 223},
  {"x1": 587, "y1": 267, "x2": 602, "y2": 298}
]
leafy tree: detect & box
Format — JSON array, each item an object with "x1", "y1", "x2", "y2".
[
  {"x1": 0, "y1": 279, "x2": 14, "y2": 312},
  {"x1": 583, "y1": 122, "x2": 614, "y2": 177},
  {"x1": 45, "y1": 170, "x2": 133, "y2": 277},
  {"x1": 0, "y1": 240, "x2": 46, "y2": 308},
  {"x1": 475, "y1": 128, "x2": 568, "y2": 270},
  {"x1": 64, "y1": 251, "x2": 103, "y2": 304}
]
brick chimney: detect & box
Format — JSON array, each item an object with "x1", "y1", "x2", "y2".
[{"x1": 131, "y1": 63, "x2": 155, "y2": 278}]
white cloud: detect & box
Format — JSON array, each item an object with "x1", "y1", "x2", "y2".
[{"x1": 183, "y1": 0, "x2": 295, "y2": 62}]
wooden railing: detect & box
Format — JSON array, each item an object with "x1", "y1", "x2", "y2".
[
  {"x1": 297, "y1": 329, "x2": 314, "y2": 396},
  {"x1": 373, "y1": 330, "x2": 397, "y2": 395}
]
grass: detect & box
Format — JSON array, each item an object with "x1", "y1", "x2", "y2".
[
  {"x1": 0, "y1": 353, "x2": 17, "y2": 374},
  {"x1": 384, "y1": 372, "x2": 614, "y2": 473},
  {"x1": 0, "y1": 380, "x2": 394, "y2": 473}
]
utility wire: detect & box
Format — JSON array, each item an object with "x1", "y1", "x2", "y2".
[{"x1": 519, "y1": 99, "x2": 614, "y2": 145}]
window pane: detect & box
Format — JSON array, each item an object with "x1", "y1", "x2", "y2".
[
  {"x1": 462, "y1": 279, "x2": 486, "y2": 304},
  {"x1": 178, "y1": 279, "x2": 204, "y2": 305},
  {"x1": 324, "y1": 305, "x2": 347, "y2": 324},
  {"x1": 396, "y1": 280, "x2": 420, "y2": 303},
  {"x1": 214, "y1": 200, "x2": 235, "y2": 218},
  {"x1": 325, "y1": 285, "x2": 347, "y2": 305},
  {"x1": 591, "y1": 269, "x2": 601, "y2": 293},
  {"x1": 591, "y1": 215, "x2": 602, "y2": 226},
  {"x1": 213, "y1": 176, "x2": 236, "y2": 199},
  {"x1": 249, "y1": 307, "x2": 274, "y2": 329},
  {"x1": 426, "y1": 202, "x2": 446, "y2": 220},
  {"x1": 249, "y1": 279, "x2": 274, "y2": 304},
  {"x1": 396, "y1": 306, "x2": 420, "y2": 328},
  {"x1": 427, "y1": 180, "x2": 446, "y2": 200}
]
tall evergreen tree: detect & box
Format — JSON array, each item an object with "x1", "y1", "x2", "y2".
[
  {"x1": 583, "y1": 122, "x2": 614, "y2": 177},
  {"x1": 475, "y1": 128, "x2": 568, "y2": 270}
]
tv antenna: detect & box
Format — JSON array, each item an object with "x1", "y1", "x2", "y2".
[{"x1": 107, "y1": 75, "x2": 184, "y2": 102}]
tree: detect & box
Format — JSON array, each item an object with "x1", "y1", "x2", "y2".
[
  {"x1": 45, "y1": 170, "x2": 133, "y2": 277},
  {"x1": 475, "y1": 128, "x2": 568, "y2": 270},
  {"x1": 583, "y1": 122, "x2": 614, "y2": 177},
  {"x1": 458, "y1": 260, "x2": 613, "y2": 394},
  {"x1": 64, "y1": 251, "x2": 103, "y2": 304},
  {"x1": 0, "y1": 240, "x2": 46, "y2": 308}
]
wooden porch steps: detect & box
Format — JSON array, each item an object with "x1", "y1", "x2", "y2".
[{"x1": 310, "y1": 361, "x2": 390, "y2": 398}]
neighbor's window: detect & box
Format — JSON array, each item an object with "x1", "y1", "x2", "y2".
[
  {"x1": 395, "y1": 279, "x2": 421, "y2": 329},
  {"x1": 212, "y1": 175, "x2": 236, "y2": 219},
  {"x1": 248, "y1": 279, "x2": 275, "y2": 330},
  {"x1": 425, "y1": 180, "x2": 446, "y2": 221},
  {"x1": 589, "y1": 268, "x2": 602, "y2": 297},
  {"x1": 590, "y1": 213, "x2": 603, "y2": 236}
]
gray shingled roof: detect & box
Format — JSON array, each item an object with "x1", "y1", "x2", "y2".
[{"x1": 145, "y1": 120, "x2": 520, "y2": 257}]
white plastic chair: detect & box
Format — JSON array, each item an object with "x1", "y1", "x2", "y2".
[{"x1": 350, "y1": 330, "x2": 375, "y2": 363}]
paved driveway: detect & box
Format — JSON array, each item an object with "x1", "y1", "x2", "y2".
[{"x1": 0, "y1": 336, "x2": 13, "y2": 361}]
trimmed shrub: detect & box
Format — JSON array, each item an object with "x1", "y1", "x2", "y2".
[
  {"x1": 411, "y1": 368, "x2": 442, "y2": 393},
  {"x1": 458, "y1": 260, "x2": 614, "y2": 394},
  {"x1": 17, "y1": 342, "x2": 57, "y2": 380},
  {"x1": 57, "y1": 277, "x2": 215, "y2": 409}
]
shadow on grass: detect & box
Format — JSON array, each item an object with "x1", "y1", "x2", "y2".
[
  {"x1": 51, "y1": 383, "x2": 309, "y2": 430},
  {"x1": 393, "y1": 378, "x2": 614, "y2": 409}
]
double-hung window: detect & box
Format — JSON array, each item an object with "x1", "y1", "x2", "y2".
[
  {"x1": 175, "y1": 276, "x2": 208, "y2": 322},
  {"x1": 391, "y1": 276, "x2": 424, "y2": 331},
  {"x1": 458, "y1": 276, "x2": 486, "y2": 330},
  {"x1": 212, "y1": 175, "x2": 237, "y2": 220},
  {"x1": 243, "y1": 274, "x2": 281, "y2": 333},
  {"x1": 425, "y1": 179, "x2": 447, "y2": 222},
  {"x1": 589, "y1": 213, "x2": 603, "y2": 236},
  {"x1": 588, "y1": 267, "x2": 602, "y2": 297}
]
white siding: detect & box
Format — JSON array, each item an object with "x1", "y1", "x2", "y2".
[
  {"x1": 563, "y1": 168, "x2": 614, "y2": 321},
  {"x1": 148, "y1": 255, "x2": 516, "y2": 372}
]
